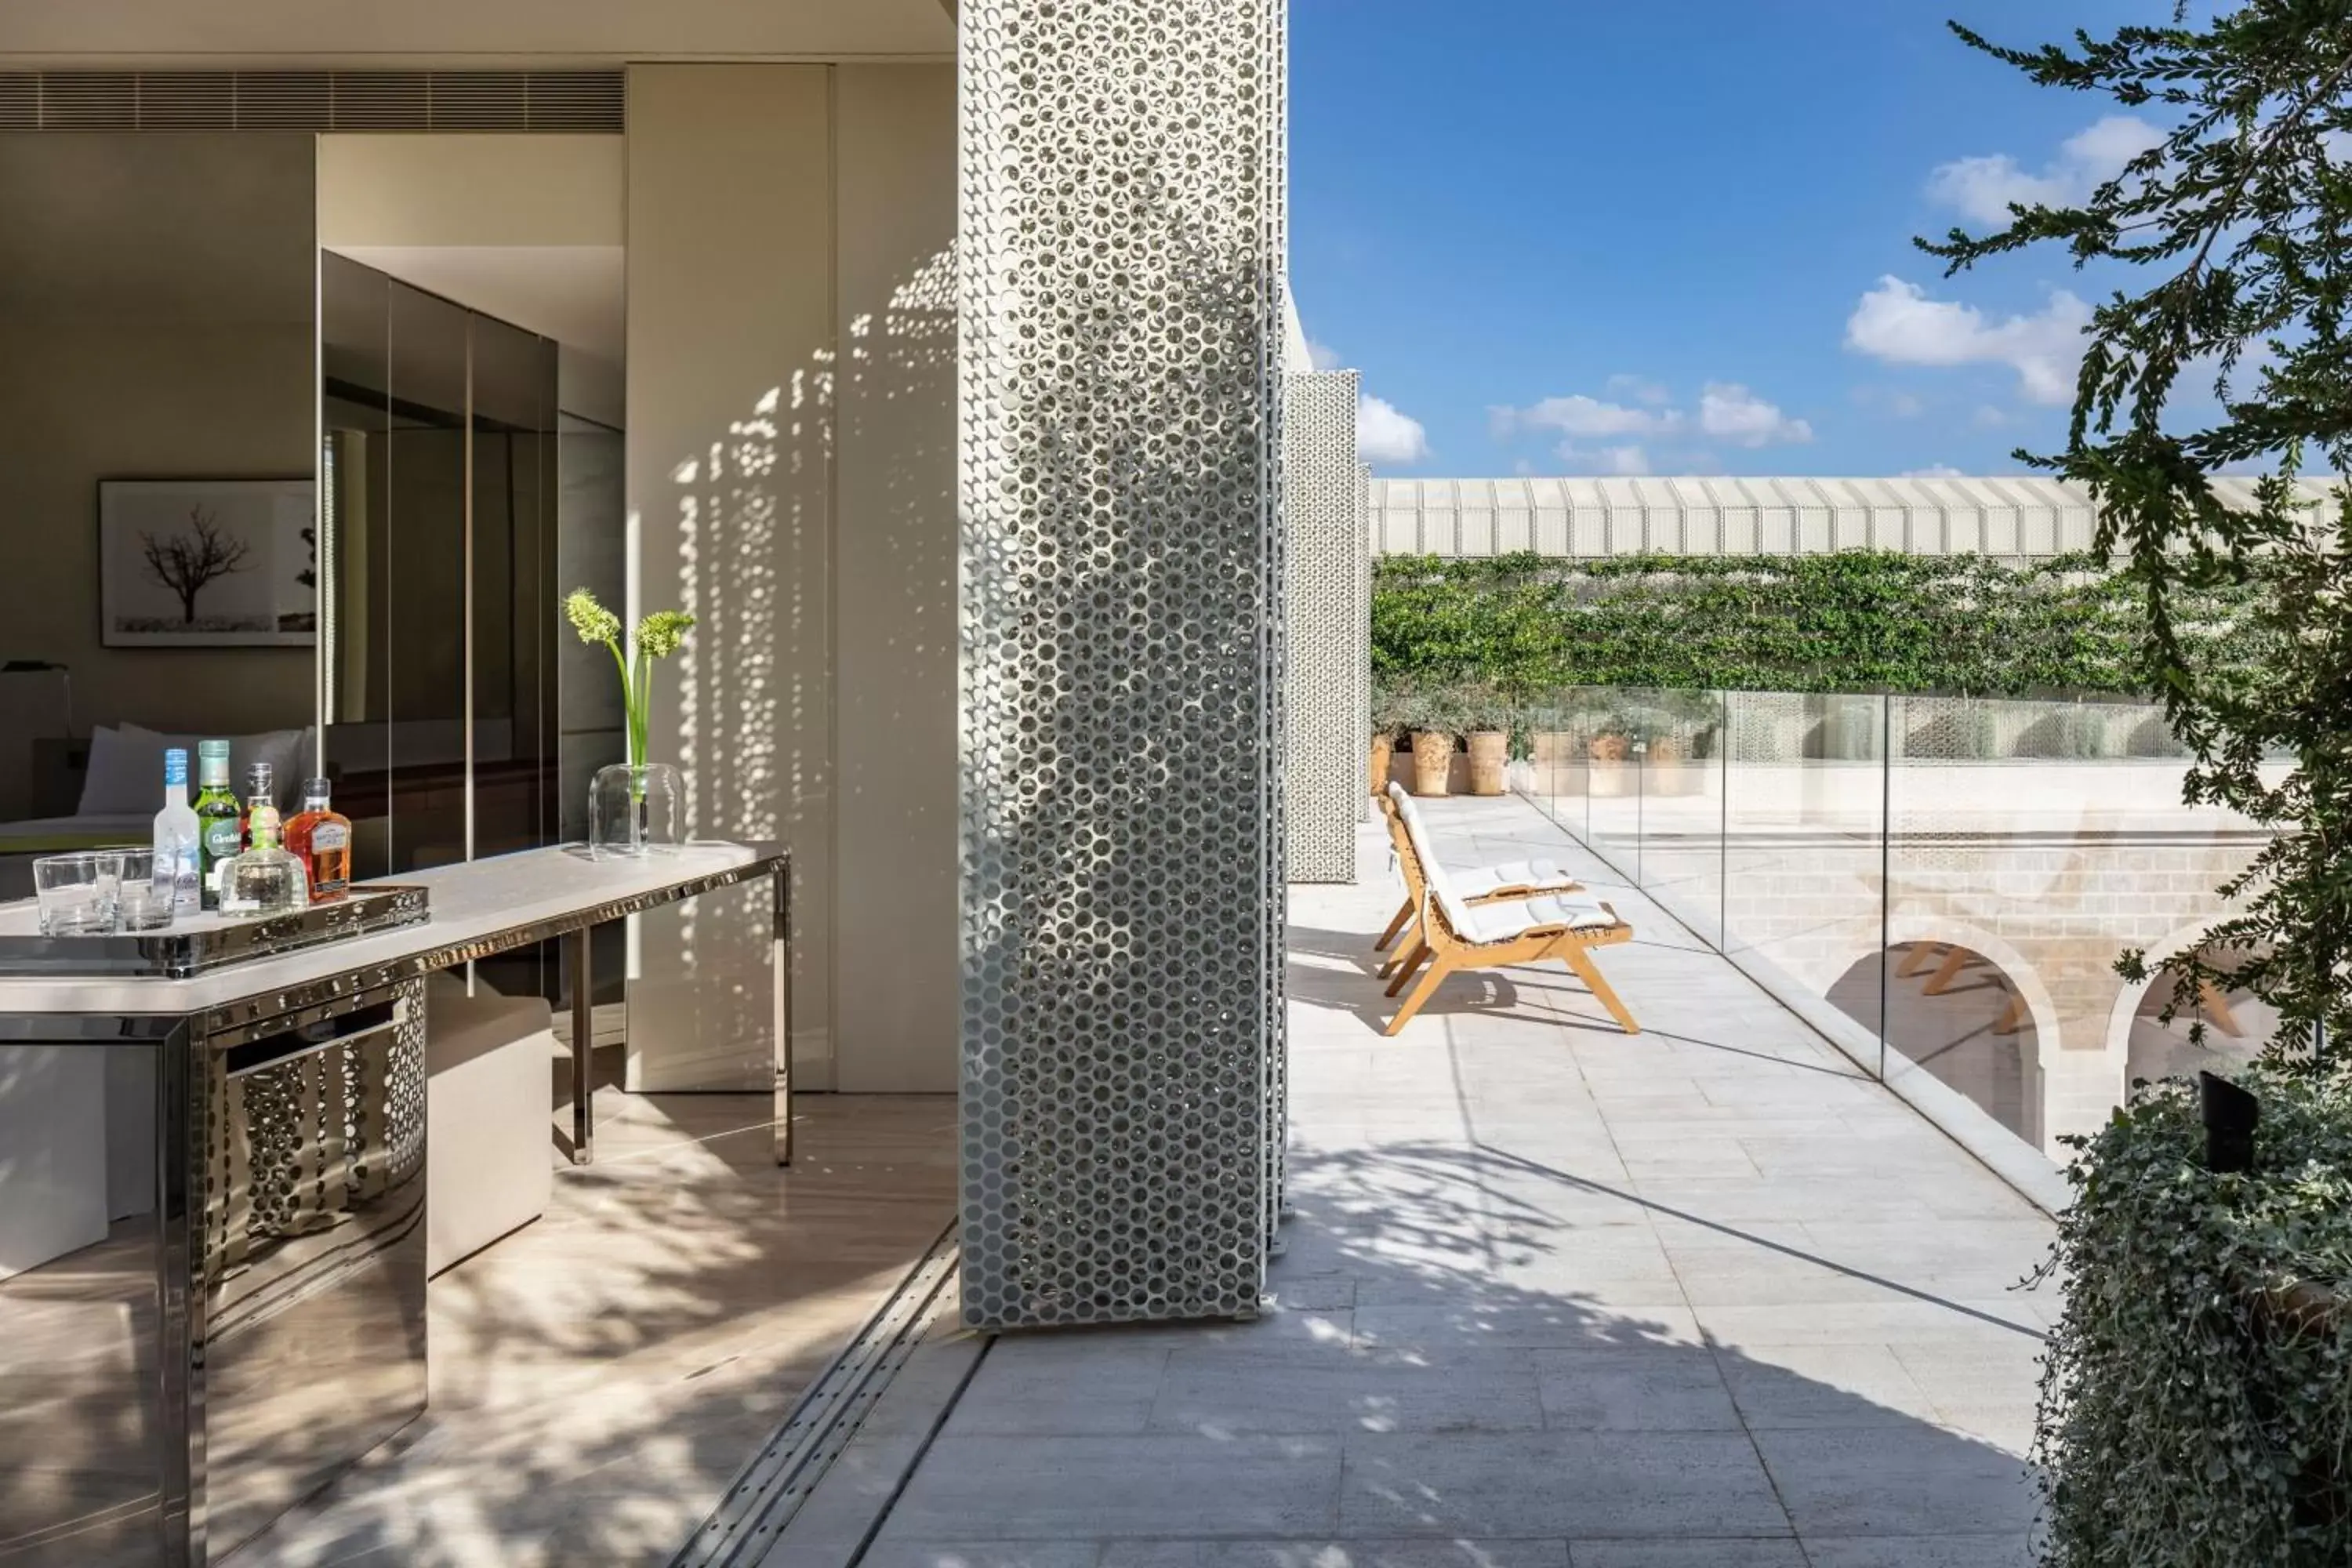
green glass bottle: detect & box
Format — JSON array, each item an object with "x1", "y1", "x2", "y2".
[{"x1": 193, "y1": 739, "x2": 241, "y2": 911}]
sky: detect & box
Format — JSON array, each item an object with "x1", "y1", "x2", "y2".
[{"x1": 1287, "y1": 0, "x2": 2180, "y2": 479}]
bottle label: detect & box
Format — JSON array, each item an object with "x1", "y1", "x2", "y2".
[
  {"x1": 202, "y1": 818, "x2": 243, "y2": 862},
  {"x1": 309, "y1": 823, "x2": 350, "y2": 853}
]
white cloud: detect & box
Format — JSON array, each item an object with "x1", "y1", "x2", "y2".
[
  {"x1": 1605, "y1": 374, "x2": 1673, "y2": 407},
  {"x1": 1356, "y1": 392, "x2": 1429, "y2": 466},
  {"x1": 1902, "y1": 463, "x2": 1965, "y2": 478},
  {"x1": 1972, "y1": 404, "x2": 2011, "y2": 429},
  {"x1": 1697, "y1": 382, "x2": 1813, "y2": 448},
  {"x1": 1553, "y1": 442, "x2": 1651, "y2": 476},
  {"x1": 1926, "y1": 114, "x2": 2164, "y2": 225},
  {"x1": 1495, "y1": 394, "x2": 1682, "y2": 440},
  {"x1": 1844, "y1": 275, "x2": 2090, "y2": 405},
  {"x1": 1305, "y1": 338, "x2": 1345, "y2": 372}
]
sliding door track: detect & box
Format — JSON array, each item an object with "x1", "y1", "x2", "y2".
[{"x1": 668, "y1": 1220, "x2": 961, "y2": 1568}]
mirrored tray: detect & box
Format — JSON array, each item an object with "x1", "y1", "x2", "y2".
[{"x1": 0, "y1": 885, "x2": 429, "y2": 979}]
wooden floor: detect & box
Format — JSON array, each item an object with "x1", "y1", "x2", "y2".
[{"x1": 235, "y1": 1075, "x2": 958, "y2": 1567}]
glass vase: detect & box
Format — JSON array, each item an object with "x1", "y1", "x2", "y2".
[{"x1": 588, "y1": 763, "x2": 682, "y2": 858}]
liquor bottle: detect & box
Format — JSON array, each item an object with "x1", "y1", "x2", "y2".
[
  {"x1": 220, "y1": 786, "x2": 308, "y2": 919},
  {"x1": 152, "y1": 747, "x2": 203, "y2": 918},
  {"x1": 284, "y1": 777, "x2": 352, "y2": 903},
  {"x1": 193, "y1": 739, "x2": 241, "y2": 910},
  {"x1": 239, "y1": 761, "x2": 277, "y2": 851}
]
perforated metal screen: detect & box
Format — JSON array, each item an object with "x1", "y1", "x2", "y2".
[
  {"x1": 1284, "y1": 369, "x2": 1367, "y2": 884},
  {"x1": 957, "y1": 0, "x2": 1287, "y2": 1330}
]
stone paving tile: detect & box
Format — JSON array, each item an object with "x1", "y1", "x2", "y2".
[
  {"x1": 1712, "y1": 1343, "x2": 1943, "y2": 1430},
  {"x1": 880, "y1": 1436, "x2": 1344, "y2": 1541},
  {"x1": 1338, "y1": 1432, "x2": 1789, "y2": 1537},
  {"x1": 1799, "y1": 1540, "x2": 2034, "y2": 1568},
  {"x1": 1567, "y1": 1541, "x2": 1806, "y2": 1567},
  {"x1": 1530, "y1": 1348, "x2": 1743, "y2": 1432},
  {"x1": 1751, "y1": 1425, "x2": 2041, "y2": 1537},
  {"x1": 1149, "y1": 1353, "x2": 1546, "y2": 1436}
]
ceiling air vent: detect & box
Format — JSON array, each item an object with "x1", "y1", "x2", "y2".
[
  {"x1": 39, "y1": 72, "x2": 137, "y2": 130},
  {"x1": 136, "y1": 73, "x2": 236, "y2": 130},
  {"x1": 0, "y1": 71, "x2": 623, "y2": 132}
]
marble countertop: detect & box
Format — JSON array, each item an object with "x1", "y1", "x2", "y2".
[{"x1": 0, "y1": 841, "x2": 782, "y2": 1018}]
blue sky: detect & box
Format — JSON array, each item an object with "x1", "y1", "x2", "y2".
[{"x1": 1289, "y1": 0, "x2": 2170, "y2": 478}]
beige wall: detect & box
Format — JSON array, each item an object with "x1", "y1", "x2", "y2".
[
  {"x1": 0, "y1": 136, "x2": 317, "y2": 822},
  {"x1": 832, "y1": 64, "x2": 957, "y2": 1092},
  {"x1": 623, "y1": 61, "x2": 957, "y2": 1095}
]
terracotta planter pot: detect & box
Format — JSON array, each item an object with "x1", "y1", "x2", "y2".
[
  {"x1": 1589, "y1": 732, "x2": 1631, "y2": 764},
  {"x1": 1466, "y1": 731, "x2": 1509, "y2": 797},
  {"x1": 1409, "y1": 731, "x2": 1455, "y2": 797},
  {"x1": 1646, "y1": 736, "x2": 1701, "y2": 797},
  {"x1": 1368, "y1": 739, "x2": 1393, "y2": 796}
]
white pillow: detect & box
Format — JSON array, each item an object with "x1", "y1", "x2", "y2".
[{"x1": 78, "y1": 724, "x2": 313, "y2": 815}]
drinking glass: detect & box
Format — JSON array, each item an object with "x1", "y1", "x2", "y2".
[
  {"x1": 34, "y1": 852, "x2": 114, "y2": 936},
  {"x1": 106, "y1": 846, "x2": 172, "y2": 932}
]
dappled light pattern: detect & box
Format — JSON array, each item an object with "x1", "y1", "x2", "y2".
[
  {"x1": 858, "y1": 795, "x2": 2053, "y2": 1563},
  {"x1": 229, "y1": 1094, "x2": 956, "y2": 1565}
]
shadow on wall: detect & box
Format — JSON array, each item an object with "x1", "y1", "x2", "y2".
[{"x1": 638, "y1": 245, "x2": 955, "y2": 1091}]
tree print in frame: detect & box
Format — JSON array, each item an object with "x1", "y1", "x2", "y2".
[{"x1": 98, "y1": 479, "x2": 317, "y2": 648}]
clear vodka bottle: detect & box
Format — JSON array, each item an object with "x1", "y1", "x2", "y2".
[{"x1": 151, "y1": 747, "x2": 203, "y2": 918}]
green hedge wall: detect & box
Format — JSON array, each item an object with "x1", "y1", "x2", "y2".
[{"x1": 1372, "y1": 550, "x2": 2270, "y2": 700}]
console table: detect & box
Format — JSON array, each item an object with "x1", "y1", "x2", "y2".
[{"x1": 0, "y1": 840, "x2": 789, "y2": 1566}]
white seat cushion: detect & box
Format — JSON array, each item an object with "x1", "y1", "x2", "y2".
[
  {"x1": 1452, "y1": 858, "x2": 1575, "y2": 897},
  {"x1": 1462, "y1": 893, "x2": 1622, "y2": 943}
]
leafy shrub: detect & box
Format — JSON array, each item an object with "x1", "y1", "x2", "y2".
[
  {"x1": 2034, "y1": 1065, "x2": 2352, "y2": 1566},
  {"x1": 1371, "y1": 550, "x2": 2272, "y2": 699}
]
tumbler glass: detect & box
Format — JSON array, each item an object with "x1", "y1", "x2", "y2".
[
  {"x1": 34, "y1": 852, "x2": 114, "y2": 936},
  {"x1": 106, "y1": 846, "x2": 172, "y2": 932}
]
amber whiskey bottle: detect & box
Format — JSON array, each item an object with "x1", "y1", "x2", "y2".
[{"x1": 284, "y1": 776, "x2": 353, "y2": 902}]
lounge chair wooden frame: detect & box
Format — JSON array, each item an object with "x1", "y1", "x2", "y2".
[
  {"x1": 1371, "y1": 791, "x2": 1584, "y2": 975},
  {"x1": 1374, "y1": 795, "x2": 1641, "y2": 1038}
]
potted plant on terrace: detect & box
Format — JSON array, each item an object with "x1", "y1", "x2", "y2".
[
  {"x1": 1406, "y1": 684, "x2": 1465, "y2": 798},
  {"x1": 1461, "y1": 684, "x2": 1515, "y2": 797},
  {"x1": 1369, "y1": 677, "x2": 1416, "y2": 796},
  {"x1": 1587, "y1": 701, "x2": 1646, "y2": 798}
]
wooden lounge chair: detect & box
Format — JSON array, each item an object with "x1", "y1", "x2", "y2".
[
  {"x1": 1374, "y1": 782, "x2": 1586, "y2": 967},
  {"x1": 1379, "y1": 797, "x2": 1639, "y2": 1038}
]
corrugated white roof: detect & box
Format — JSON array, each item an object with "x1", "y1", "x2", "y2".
[{"x1": 1367, "y1": 475, "x2": 2340, "y2": 557}]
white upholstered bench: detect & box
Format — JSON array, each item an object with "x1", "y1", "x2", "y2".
[{"x1": 425, "y1": 974, "x2": 555, "y2": 1276}]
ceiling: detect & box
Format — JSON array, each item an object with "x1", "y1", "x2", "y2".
[
  {"x1": 330, "y1": 245, "x2": 626, "y2": 361},
  {"x1": 0, "y1": 0, "x2": 954, "y2": 67}
]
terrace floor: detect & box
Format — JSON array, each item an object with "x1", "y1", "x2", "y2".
[{"x1": 791, "y1": 792, "x2": 2059, "y2": 1567}]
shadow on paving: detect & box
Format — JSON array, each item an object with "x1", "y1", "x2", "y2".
[
  {"x1": 223, "y1": 1095, "x2": 958, "y2": 1568},
  {"x1": 855, "y1": 910, "x2": 2047, "y2": 1568}
]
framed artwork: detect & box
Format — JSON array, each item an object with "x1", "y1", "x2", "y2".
[{"x1": 98, "y1": 478, "x2": 317, "y2": 648}]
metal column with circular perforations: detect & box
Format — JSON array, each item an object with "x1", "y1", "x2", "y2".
[{"x1": 956, "y1": 0, "x2": 1288, "y2": 1330}]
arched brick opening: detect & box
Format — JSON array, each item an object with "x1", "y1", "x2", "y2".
[
  {"x1": 2103, "y1": 923, "x2": 2275, "y2": 1096},
  {"x1": 1827, "y1": 935, "x2": 2053, "y2": 1147}
]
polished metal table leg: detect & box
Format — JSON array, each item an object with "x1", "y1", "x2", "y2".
[
  {"x1": 772, "y1": 861, "x2": 793, "y2": 1167},
  {"x1": 568, "y1": 925, "x2": 594, "y2": 1166}
]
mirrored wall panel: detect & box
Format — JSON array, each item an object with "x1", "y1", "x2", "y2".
[{"x1": 320, "y1": 255, "x2": 560, "y2": 891}]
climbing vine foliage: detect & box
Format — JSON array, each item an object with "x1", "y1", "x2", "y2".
[{"x1": 1372, "y1": 550, "x2": 2271, "y2": 702}]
